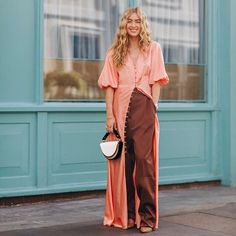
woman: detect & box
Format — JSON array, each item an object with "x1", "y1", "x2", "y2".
[{"x1": 98, "y1": 7, "x2": 169, "y2": 233}]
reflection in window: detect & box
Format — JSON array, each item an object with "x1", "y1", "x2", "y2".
[
  {"x1": 44, "y1": 0, "x2": 127, "y2": 101},
  {"x1": 139, "y1": 0, "x2": 207, "y2": 102},
  {"x1": 44, "y1": 0, "x2": 207, "y2": 102},
  {"x1": 73, "y1": 35, "x2": 100, "y2": 59}
]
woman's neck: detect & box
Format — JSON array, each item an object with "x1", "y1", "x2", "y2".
[{"x1": 129, "y1": 37, "x2": 139, "y2": 49}]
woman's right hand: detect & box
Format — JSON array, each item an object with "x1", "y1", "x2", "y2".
[{"x1": 106, "y1": 115, "x2": 117, "y2": 133}]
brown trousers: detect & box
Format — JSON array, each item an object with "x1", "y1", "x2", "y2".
[{"x1": 124, "y1": 88, "x2": 156, "y2": 228}]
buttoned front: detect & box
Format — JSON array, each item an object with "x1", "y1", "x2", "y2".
[{"x1": 98, "y1": 40, "x2": 169, "y2": 229}]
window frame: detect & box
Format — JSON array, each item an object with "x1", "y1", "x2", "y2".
[{"x1": 38, "y1": 0, "x2": 218, "y2": 111}]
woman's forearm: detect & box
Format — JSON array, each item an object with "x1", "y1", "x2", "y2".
[
  {"x1": 105, "y1": 87, "x2": 115, "y2": 118},
  {"x1": 105, "y1": 87, "x2": 116, "y2": 132},
  {"x1": 151, "y1": 83, "x2": 161, "y2": 104}
]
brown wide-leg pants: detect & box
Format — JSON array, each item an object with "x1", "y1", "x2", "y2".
[{"x1": 124, "y1": 87, "x2": 156, "y2": 228}]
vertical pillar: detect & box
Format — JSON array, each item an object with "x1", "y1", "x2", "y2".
[{"x1": 229, "y1": 0, "x2": 236, "y2": 186}]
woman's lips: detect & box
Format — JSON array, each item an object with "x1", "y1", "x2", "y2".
[{"x1": 129, "y1": 29, "x2": 138, "y2": 32}]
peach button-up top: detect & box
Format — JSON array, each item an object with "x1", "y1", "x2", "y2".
[{"x1": 98, "y1": 40, "x2": 169, "y2": 95}]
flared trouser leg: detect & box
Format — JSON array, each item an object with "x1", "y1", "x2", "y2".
[{"x1": 125, "y1": 88, "x2": 156, "y2": 228}]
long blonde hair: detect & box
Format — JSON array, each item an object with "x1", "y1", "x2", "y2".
[{"x1": 111, "y1": 7, "x2": 151, "y2": 68}]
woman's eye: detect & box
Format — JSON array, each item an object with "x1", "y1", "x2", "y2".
[{"x1": 127, "y1": 19, "x2": 141, "y2": 24}]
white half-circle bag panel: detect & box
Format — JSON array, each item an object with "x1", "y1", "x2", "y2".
[{"x1": 100, "y1": 140, "x2": 120, "y2": 158}]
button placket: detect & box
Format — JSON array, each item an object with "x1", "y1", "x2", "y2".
[{"x1": 134, "y1": 65, "x2": 137, "y2": 87}]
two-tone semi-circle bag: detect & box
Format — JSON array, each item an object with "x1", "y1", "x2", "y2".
[{"x1": 99, "y1": 129, "x2": 123, "y2": 160}]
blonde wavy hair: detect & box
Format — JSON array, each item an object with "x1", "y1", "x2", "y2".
[{"x1": 111, "y1": 7, "x2": 151, "y2": 68}]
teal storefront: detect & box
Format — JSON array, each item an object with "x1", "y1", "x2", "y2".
[{"x1": 0, "y1": 0, "x2": 235, "y2": 198}]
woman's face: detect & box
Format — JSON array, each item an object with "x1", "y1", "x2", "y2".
[{"x1": 126, "y1": 13, "x2": 141, "y2": 38}]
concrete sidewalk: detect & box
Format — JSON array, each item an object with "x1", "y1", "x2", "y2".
[{"x1": 0, "y1": 186, "x2": 236, "y2": 235}]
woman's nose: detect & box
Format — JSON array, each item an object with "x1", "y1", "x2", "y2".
[{"x1": 132, "y1": 21, "x2": 137, "y2": 27}]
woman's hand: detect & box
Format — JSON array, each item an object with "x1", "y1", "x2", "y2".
[
  {"x1": 151, "y1": 82, "x2": 161, "y2": 109},
  {"x1": 106, "y1": 115, "x2": 117, "y2": 133}
]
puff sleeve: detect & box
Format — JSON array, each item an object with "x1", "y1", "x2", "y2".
[
  {"x1": 149, "y1": 42, "x2": 169, "y2": 86},
  {"x1": 98, "y1": 50, "x2": 118, "y2": 90}
]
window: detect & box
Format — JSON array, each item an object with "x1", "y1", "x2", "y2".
[
  {"x1": 139, "y1": 0, "x2": 207, "y2": 102},
  {"x1": 44, "y1": 0, "x2": 128, "y2": 101},
  {"x1": 44, "y1": 0, "x2": 207, "y2": 102},
  {"x1": 73, "y1": 34, "x2": 100, "y2": 60}
]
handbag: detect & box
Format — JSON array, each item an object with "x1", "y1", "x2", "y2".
[{"x1": 100, "y1": 128, "x2": 123, "y2": 160}]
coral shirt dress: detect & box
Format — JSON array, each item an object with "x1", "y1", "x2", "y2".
[{"x1": 98, "y1": 41, "x2": 169, "y2": 229}]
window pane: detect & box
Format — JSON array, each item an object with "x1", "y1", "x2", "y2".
[
  {"x1": 44, "y1": 0, "x2": 207, "y2": 102},
  {"x1": 139, "y1": 0, "x2": 207, "y2": 102},
  {"x1": 44, "y1": 0, "x2": 128, "y2": 101}
]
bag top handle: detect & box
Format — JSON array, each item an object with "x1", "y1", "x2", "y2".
[{"x1": 102, "y1": 128, "x2": 121, "y2": 141}]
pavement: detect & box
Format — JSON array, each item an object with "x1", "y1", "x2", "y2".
[{"x1": 0, "y1": 185, "x2": 236, "y2": 235}]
